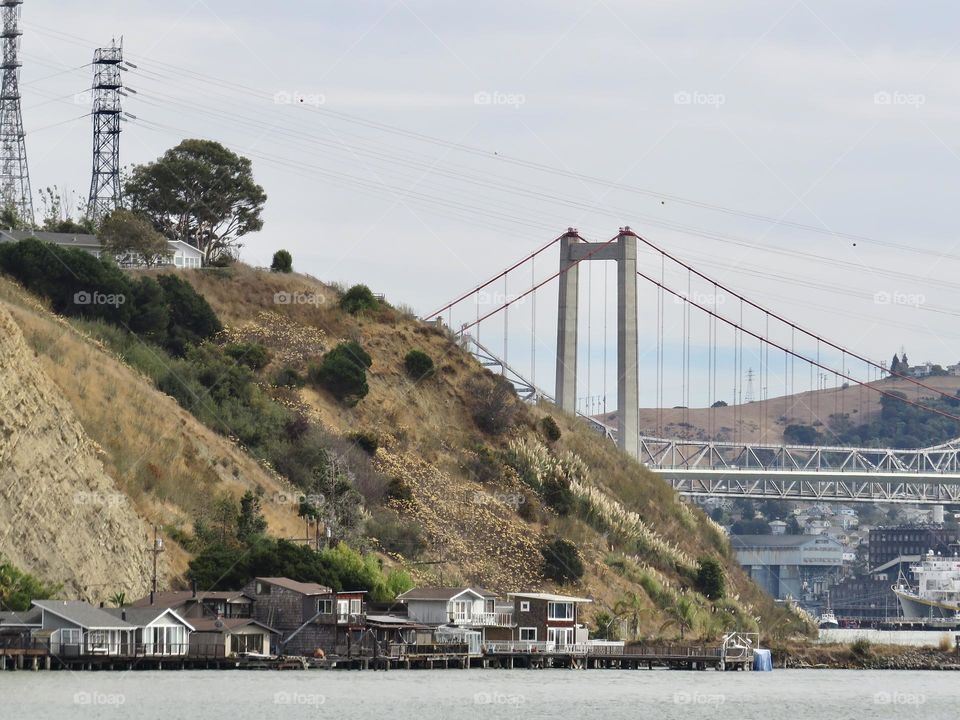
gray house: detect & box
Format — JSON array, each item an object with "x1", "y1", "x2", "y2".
[
  {"x1": 103, "y1": 607, "x2": 194, "y2": 657},
  {"x1": 32, "y1": 600, "x2": 135, "y2": 657},
  {"x1": 0, "y1": 229, "x2": 204, "y2": 268}
]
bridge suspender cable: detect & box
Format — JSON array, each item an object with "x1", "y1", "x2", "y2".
[
  {"x1": 638, "y1": 271, "x2": 960, "y2": 424},
  {"x1": 424, "y1": 233, "x2": 564, "y2": 320},
  {"x1": 635, "y1": 236, "x2": 960, "y2": 403}
]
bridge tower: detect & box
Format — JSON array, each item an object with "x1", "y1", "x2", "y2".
[{"x1": 556, "y1": 227, "x2": 639, "y2": 457}]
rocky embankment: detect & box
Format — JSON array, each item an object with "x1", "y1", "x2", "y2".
[
  {"x1": 0, "y1": 305, "x2": 157, "y2": 601},
  {"x1": 775, "y1": 644, "x2": 960, "y2": 670}
]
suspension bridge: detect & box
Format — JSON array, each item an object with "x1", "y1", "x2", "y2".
[{"x1": 427, "y1": 227, "x2": 960, "y2": 505}]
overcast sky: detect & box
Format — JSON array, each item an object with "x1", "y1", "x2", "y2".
[{"x1": 17, "y1": 1, "x2": 960, "y2": 407}]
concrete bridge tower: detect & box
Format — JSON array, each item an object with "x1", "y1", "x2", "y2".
[{"x1": 556, "y1": 227, "x2": 639, "y2": 458}]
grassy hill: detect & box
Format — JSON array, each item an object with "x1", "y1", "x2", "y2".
[{"x1": 0, "y1": 259, "x2": 812, "y2": 642}]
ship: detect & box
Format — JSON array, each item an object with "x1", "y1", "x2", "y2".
[{"x1": 892, "y1": 552, "x2": 960, "y2": 619}]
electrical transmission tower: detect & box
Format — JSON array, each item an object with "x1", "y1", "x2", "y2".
[
  {"x1": 745, "y1": 368, "x2": 755, "y2": 403},
  {"x1": 86, "y1": 39, "x2": 125, "y2": 223},
  {"x1": 0, "y1": 0, "x2": 33, "y2": 224}
]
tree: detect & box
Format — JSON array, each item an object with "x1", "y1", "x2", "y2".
[
  {"x1": 0, "y1": 556, "x2": 60, "y2": 611},
  {"x1": 237, "y1": 489, "x2": 268, "y2": 544},
  {"x1": 110, "y1": 591, "x2": 127, "y2": 608},
  {"x1": 889, "y1": 353, "x2": 901, "y2": 376},
  {"x1": 155, "y1": 274, "x2": 223, "y2": 356},
  {"x1": 37, "y1": 186, "x2": 93, "y2": 234},
  {"x1": 339, "y1": 284, "x2": 378, "y2": 315},
  {"x1": 100, "y1": 209, "x2": 172, "y2": 267},
  {"x1": 660, "y1": 595, "x2": 699, "y2": 640},
  {"x1": 694, "y1": 557, "x2": 725, "y2": 600},
  {"x1": 270, "y1": 249, "x2": 292, "y2": 273},
  {"x1": 541, "y1": 537, "x2": 584, "y2": 584},
  {"x1": 591, "y1": 609, "x2": 621, "y2": 641},
  {"x1": 466, "y1": 374, "x2": 521, "y2": 435},
  {"x1": 614, "y1": 591, "x2": 651, "y2": 640},
  {"x1": 125, "y1": 139, "x2": 267, "y2": 264},
  {"x1": 128, "y1": 277, "x2": 171, "y2": 343}
]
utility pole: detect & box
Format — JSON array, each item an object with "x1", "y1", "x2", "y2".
[
  {"x1": 150, "y1": 525, "x2": 164, "y2": 603},
  {"x1": 87, "y1": 38, "x2": 129, "y2": 222},
  {"x1": 0, "y1": 0, "x2": 32, "y2": 224}
]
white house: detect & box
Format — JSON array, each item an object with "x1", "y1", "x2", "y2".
[
  {"x1": 0, "y1": 229, "x2": 203, "y2": 269},
  {"x1": 104, "y1": 607, "x2": 194, "y2": 657},
  {"x1": 397, "y1": 587, "x2": 513, "y2": 628}
]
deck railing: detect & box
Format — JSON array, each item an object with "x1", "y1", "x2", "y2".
[{"x1": 450, "y1": 611, "x2": 514, "y2": 627}]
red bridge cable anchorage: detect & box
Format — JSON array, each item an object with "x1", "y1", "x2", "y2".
[
  {"x1": 425, "y1": 233, "x2": 564, "y2": 320},
  {"x1": 635, "y1": 235, "x2": 959, "y2": 403},
  {"x1": 459, "y1": 234, "x2": 622, "y2": 336},
  {"x1": 638, "y1": 271, "x2": 960, "y2": 425}
]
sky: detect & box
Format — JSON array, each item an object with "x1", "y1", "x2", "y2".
[{"x1": 15, "y1": 1, "x2": 960, "y2": 408}]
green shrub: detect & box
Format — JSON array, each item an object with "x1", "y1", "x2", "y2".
[
  {"x1": 224, "y1": 342, "x2": 272, "y2": 370},
  {"x1": 273, "y1": 365, "x2": 305, "y2": 387},
  {"x1": 851, "y1": 638, "x2": 872, "y2": 658},
  {"x1": 403, "y1": 349, "x2": 434, "y2": 379},
  {"x1": 155, "y1": 274, "x2": 223, "y2": 356},
  {"x1": 340, "y1": 284, "x2": 378, "y2": 315},
  {"x1": 311, "y1": 341, "x2": 372, "y2": 405},
  {"x1": 369, "y1": 509, "x2": 425, "y2": 557},
  {"x1": 0, "y1": 555, "x2": 60, "y2": 611},
  {"x1": 270, "y1": 249, "x2": 293, "y2": 273},
  {"x1": 349, "y1": 431, "x2": 379, "y2": 455},
  {"x1": 541, "y1": 537, "x2": 584, "y2": 585},
  {"x1": 466, "y1": 374, "x2": 520, "y2": 435},
  {"x1": 541, "y1": 416, "x2": 562, "y2": 443},
  {"x1": 542, "y1": 476, "x2": 575, "y2": 516},
  {"x1": 386, "y1": 477, "x2": 413, "y2": 502}
]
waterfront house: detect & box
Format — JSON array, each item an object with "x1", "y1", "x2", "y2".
[
  {"x1": 243, "y1": 577, "x2": 366, "y2": 656},
  {"x1": 0, "y1": 608, "x2": 41, "y2": 646},
  {"x1": 507, "y1": 592, "x2": 592, "y2": 648},
  {"x1": 397, "y1": 586, "x2": 515, "y2": 643},
  {"x1": 188, "y1": 617, "x2": 278, "y2": 658},
  {"x1": 129, "y1": 589, "x2": 254, "y2": 619},
  {"x1": 104, "y1": 607, "x2": 194, "y2": 657},
  {"x1": 32, "y1": 600, "x2": 135, "y2": 657}
]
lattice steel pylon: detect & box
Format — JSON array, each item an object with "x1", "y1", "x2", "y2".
[
  {"x1": 86, "y1": 39, "x2": 124, "y2": 223},
  {"x1": 0, "y1": 0, "x2": 33, "y2": 224}
]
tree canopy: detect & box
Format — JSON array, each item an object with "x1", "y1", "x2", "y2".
[
  {"x1": 125, "y1": 139, "x2": 266, "y2": 264},
  {"x1": 100, "y1": 209, "x2": 172, "y2": 267}
]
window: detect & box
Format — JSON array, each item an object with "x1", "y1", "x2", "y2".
[
  {"x1": 520, "y1": 601, "x2": 530, "y2": 612},
  {"x1": 233, "y1": 633, "x2": 263, "y2": 655},
  {"x1": 256, "y1": 582, "x2": 271, "y2": 595},
  {"x1": 317, "y1": 599, "x2": 333, "y2": 615},
  {"x1": 547, "y1": 602, "x2": 574, "y2": 621},
  {"x1": 548, "y1": 628, "x2": 574, "y2": 647},
  {"x1": 350, "y1": 599, "x2": 362, "y2": 614},
  {"x1": 61, "y1": 628, "x2": 81, "y2": 646},
  {"x1": 519, "y1": 628, "x2": 537, "y2": 641}
]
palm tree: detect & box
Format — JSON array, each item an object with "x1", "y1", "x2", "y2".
[
  {"x1": 660, "y1": 595, "x2": 699, "y2": 640},
  {"x1": 110, "y1": 591, "x2": 127, "y2": 608},
  {"x1": 614, "y1": 591, "x2": 652, "y2": 640}
]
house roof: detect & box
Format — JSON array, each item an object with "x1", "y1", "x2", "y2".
[
  {"x1": 32, "y1": 601, "x2": 134, "y2": 630},
  {"x1": 190, "y1": 617, "x2": 278, "y2": 635},
  {"x1": 0, "y1": 229, "x2": 101, "y2": 247},
  {"x1": 255, "y1": 578, "x2": 333, "y2": 596},
  {"x1": 0, "y1": 608, "x2": 42, "y2": 626},
  {"x1": 730, "y1": 534, "x2": 842, "y2": 549},
  {"x1": 508, "y1": 592, "x2": 592, "y2": 603},
  {"x1": 103, "y1": 607, "x2": 195, "y2": 631},
  {"x1": 397, "y1": 587, "x2": 490, "y2": 602},
  {"x1": 128, "y1": 590, "x2": 253, "y2": 610}
]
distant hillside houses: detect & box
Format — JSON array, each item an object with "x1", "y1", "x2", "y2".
[{"x1": 0, "y1": 229, "x2": 203, "y2": 269}]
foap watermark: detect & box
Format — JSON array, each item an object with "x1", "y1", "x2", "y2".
[
  {"x1": 674, "y1": 90, "x2": 725, "y2": 108},
  {"x1": 74, "y1": 691, "x2": 126, "y2": 707},
  {"x1": 477, "y1": 289, "x2": 527, "y2": 307},
  {"x1": 874, "y1": 91, "x2": 925, "y2": 108},
  {"x1": 274, "y1": 291, "x2": 326, "y2": 307},
  {"x1": 474, "y1": 691, "x2": 524, "y2": 707},
  {"x1": 272, "y1": 491, "x2": 325, "y2": 507},
  {"x1": 873, "y1": 290, "x2": 925, "y2": 308},
  {"x1": 274, "y1": 692, "x2": 326, "y2": 707},
  {"x1": 474, "y1": 91, "x2": 526, "y2": 108},
  {"x1": 274, "y1": 90, "x2": 326, "y2": 107},
  {"x1": 469, "y1": 490, "x2": 526, "y2": 511},
  {"x1": 73, "y1": 491, "x2": 125, "y2": 508},
  {"x1": 673, "y1": 290, "x2": 726, "y2": 307},
  {"x1": 674, "y1": 691, "x2": 726, "y2": 706},
  {"x1": 874, "y1": 691, "x2": 926, "y2": 706},
  {"x1": 74, "y1": 290, "x2": 125, "y2": 308}
]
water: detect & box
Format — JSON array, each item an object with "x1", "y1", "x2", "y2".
[{"x1": 0, "y1": 669, "x2": 953, "y2": 719}]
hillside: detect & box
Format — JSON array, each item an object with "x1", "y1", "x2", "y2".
[{"x1": 0, "y1": 261, "x2": 810, "y2": 641}]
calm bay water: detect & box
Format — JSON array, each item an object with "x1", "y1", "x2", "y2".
[{"x1": 0, "y1": 669, "x2": 953, "y2": 719}]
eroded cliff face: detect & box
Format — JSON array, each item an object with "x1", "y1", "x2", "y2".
[{"x1": 0, "y1": 306, "x2": 156, "y2": 602}]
